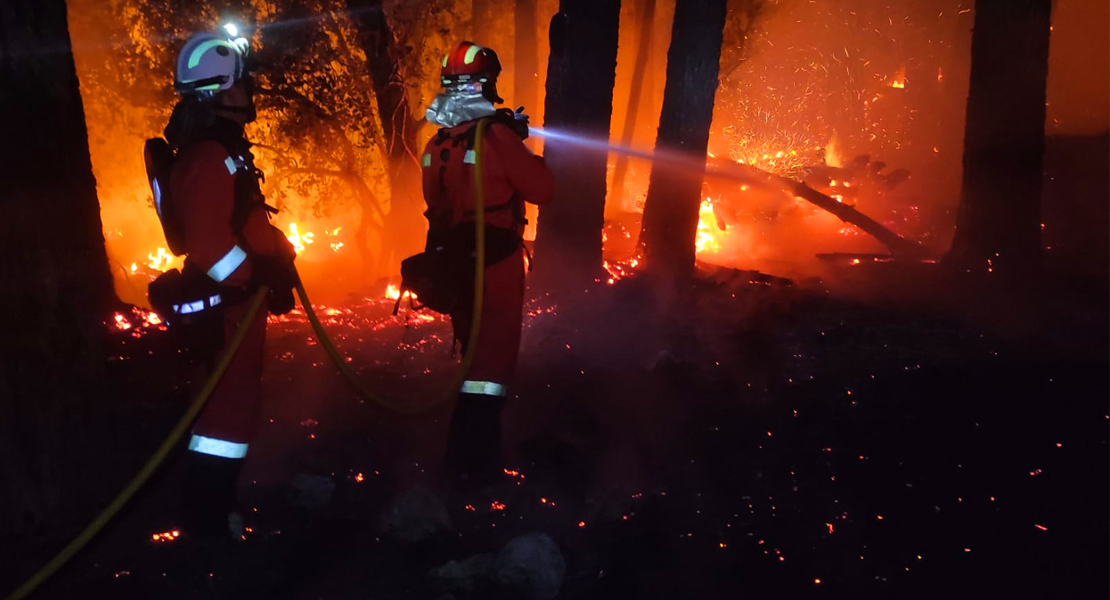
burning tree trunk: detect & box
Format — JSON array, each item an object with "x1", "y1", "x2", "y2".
[
  {"x1": 533, "y1": 0, "x2": 621, "y2": 295},
  {"x1": 609, "y1": 0, "x2": 656, "y2": 215},
  {"x1": 346, "y1": 0, "x2": 424, "y2": 273},
  {"x1": 946, "y1": 0, "x2": 1053, "y2": 275},
  {"x1": 513, "y1": 0, "x2": 539, "y2": 120},
  {"x1": 0, "y1": 0, "x2": 114, "y2": 531},
  {"x1": 638, "y1": 0, "x2": 728, "y2": 284}
]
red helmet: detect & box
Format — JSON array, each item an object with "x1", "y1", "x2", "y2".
[{"x1": 441, "y1": 41, "x2": 502, "y2": 87}]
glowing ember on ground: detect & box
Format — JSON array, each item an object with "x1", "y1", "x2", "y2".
[
  {"x1": 151, "y1": 530, "x2": 180, "y2": 543},
  {"x1": 107, "y1": 307, "x2": 171, "y2": 338},
  {"x1": 113, "y1": 313, "x2": 132, "y2": 330},
  {"x1": 602, "y1": 257, "x2": 640, "y2": 284}
]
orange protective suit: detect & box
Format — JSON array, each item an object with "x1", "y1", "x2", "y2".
[
  {"x1": 172, "y1": 121, "x2": 292, "y2": 459},
  {"x1": 423, "y1": 116, "x2": 553, "y2": 484},
  {"x1": 421, "y1": 119, "x2": 555, "y2": 392}
]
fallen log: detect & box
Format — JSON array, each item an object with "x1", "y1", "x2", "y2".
[
  {"x1": 781, "y1": 177, "x2": 928, "y2": 258},
  {"x1": 704, "y1": 159, "x2": 933, "y2": 259}
]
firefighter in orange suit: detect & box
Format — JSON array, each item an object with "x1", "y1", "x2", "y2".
[
  {"x1": 166, "y1": 28, "x2": 297, "y2": 539},
  {"x1": 423, "y1": 41, "x2": 555, "y2": 484}
]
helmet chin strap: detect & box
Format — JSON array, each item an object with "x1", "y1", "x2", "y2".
[
  {"x1": 479, "y1": 79, "x2": 503, "y2": 104},
  {"x1": 212, "y1": 102, "x2": 257, "y2": 125},
  {"x1": 214, "y1": 104, "x2": 253, "y2": 115}
]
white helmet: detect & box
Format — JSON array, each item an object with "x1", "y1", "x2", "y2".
[{"x1": 174, "y1": 27, "x2": 251, "y2": 100}]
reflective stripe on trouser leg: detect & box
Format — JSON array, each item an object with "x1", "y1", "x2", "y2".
[
  {"x1": 207, "y1": 244, "x2": 247, "y2": 282},
  {"x1": 461, "y1": 380, "x2": 507, "y2": 397},
  {"x1": 188, "y1": 434, "x2": 249, "y2": 459}
]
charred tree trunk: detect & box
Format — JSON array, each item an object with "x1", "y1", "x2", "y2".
[
  {"x1": 346, "y1": 0, "x2": 424, "y2": 274},
  {"x1": 609, "y1": 0, "x2": 656, "y2": 215},
  {"x1": 534, "y1": 0, "x2": 621, "y2": 295},
  {"x1": 0, "y1": 0, "x2": 114, "y2": 531},
  {"x1": 946, "y1": 0, "x2": 1053, "y2": 275},
  {"x1": 638, "y1": 0, "x2": 727, "y2": 284},
  {"x1": 513, "y1": 0, "x2": 539, "y2": 118}
]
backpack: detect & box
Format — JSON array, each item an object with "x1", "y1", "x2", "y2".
[
  {"x1": 143, "y1": 137, "x2": 187, "y2": 256},
  {"x1": 143, "y1": 132, "x2": 272, "y2": 257},
  {"x1": 397, "y1": 224, "x2": 524, "y2": 316}
]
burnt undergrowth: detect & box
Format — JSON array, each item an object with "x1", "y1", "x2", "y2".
[{"x1": 1, "y1": 263, "x2": 1106, "y2": 599}]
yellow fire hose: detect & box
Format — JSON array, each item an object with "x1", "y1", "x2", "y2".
[
  {"x1": 4, "y1": 117, "x2": 496, "y2": 598},
  {"x1": 3, "y1": 285, "x2": 269, "y2": 600}
]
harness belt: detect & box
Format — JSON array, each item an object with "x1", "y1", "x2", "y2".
[{"x1": 173, "y1": 294, "x2": 223, "y2": 315}]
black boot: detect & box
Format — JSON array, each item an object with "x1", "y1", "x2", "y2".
[
  {"x1": 445, "y1": 392, "x2": 505, "y2": 488},
  {"x1": 182, "y1": 451, "x2": 245, "y2": 541}
]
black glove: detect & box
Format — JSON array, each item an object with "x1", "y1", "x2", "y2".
[
  {"x1": 252, "y1": 255, "x2": 298, "y2": 289},
  {"x1": 495, "y1": 107, "x2": 529, "y2": 140},
  {"x1": 251, "y1": 255, "x2": 299, "y2": 315},
  {"x1": 268, "y1": 286, "x2": 295, "y2": 316}
]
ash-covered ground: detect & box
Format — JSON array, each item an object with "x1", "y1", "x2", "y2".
[{"x1": 3, "y1": 261, "x2": 1107, "y2": 600}]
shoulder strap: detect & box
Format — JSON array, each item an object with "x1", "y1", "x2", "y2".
[{"x1": 432, "y1": 123, "x2": 481, "y2": 150}]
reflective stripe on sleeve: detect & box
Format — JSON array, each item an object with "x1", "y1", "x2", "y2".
[
  {"x1": 463, "y1": 149, "x2": 476, "y2": 164},
  {"x1": 224, "y1": 156, "x2": 238, "y2": 174},
  {"x1": 422, "y1": 153, "x2": 432, "y2": 167},
  {"x1": 188, "y1": 434, "x2": 249, "y2": 459},
  {"x1": 461, "y1": 380, "x2": 507, "y2": 397},
  {"x1": 206, "y1": 245, "x2": 247, "y2": 282}
]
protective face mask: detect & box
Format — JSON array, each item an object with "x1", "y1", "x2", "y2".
[{"x1": 425, "y1": 90, "x2": 496, "y2": 129}]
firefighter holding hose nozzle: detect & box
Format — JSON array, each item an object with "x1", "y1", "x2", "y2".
[
  {"x1": 409, "y1": 41, "x2": 554, "y2": 487},
  {"x1": 144, "y1": 25, "x2": 298, "y2": 541}
]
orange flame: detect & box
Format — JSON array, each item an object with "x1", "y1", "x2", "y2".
[
  {"x1": 695, "y1": 200, "x2": 722, "y2": 254},
  {"x1": 385, "y1": 284, "x2": 417, "y2": 301},
  {"x1": 824, "y1": 134, "x2": 843, "y2": 168},
  {"x1": 890, "y1": 65, "x2": 906, "y2": 89},
  {"x1": 286, "y1": 222, "x2": 315, "y2": 254}
]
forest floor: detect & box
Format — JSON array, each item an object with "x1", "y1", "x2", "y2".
[{"x1": 2, "y1": 259, "x2": 1107, "y2": 600}]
